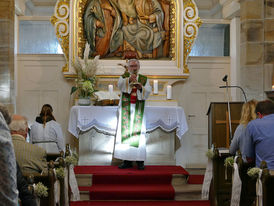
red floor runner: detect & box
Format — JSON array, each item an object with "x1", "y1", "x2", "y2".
[
  {"x1": 74, "y1": 166, "x2": 188, "y2": 201},
  {"x1": 187, "y1": 175, "x2": 204, "y2": 184},
  {"x1": 70, "y1": 200, "x2": 210, "y2": 206}
]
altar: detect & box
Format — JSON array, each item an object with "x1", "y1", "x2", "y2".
[{"x1": 68, "y1": 106, "x2": 188, "y2": 165}]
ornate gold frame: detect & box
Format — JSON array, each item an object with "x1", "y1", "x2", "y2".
[{"x1": 51, "y1": 0, "x2": 201, "y2": 78}]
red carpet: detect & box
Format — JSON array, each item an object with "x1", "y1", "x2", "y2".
[
  {"x1": 70, "y1": 200, "x2": 210, "y2": 206},
  {"x1": 74, "y1": 166, "x2": 189, "y2": 200},
  {"x1": 187, "y1": 175, "x2": 204, "y2": 184},
  {"x1": 74, "y1": 165, "x2": 189, "y2": 176}
]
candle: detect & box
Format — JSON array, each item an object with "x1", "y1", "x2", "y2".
[
  {"x1": 272, "y1": 85, "x2": 274, "y2": 91},
  {"x1": 108, "y1": 84, "x2": 113, "y2": 94},
  {"x1": 153, "y1": 80, "x2": 158, "y2": 94},
  {"x1": 167, "y1": 85, "x2": 172, "y2": 99}
]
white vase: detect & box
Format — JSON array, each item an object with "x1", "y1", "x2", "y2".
[{"x1": 78, "y1": 97, "x2": 91, "y2": 106}]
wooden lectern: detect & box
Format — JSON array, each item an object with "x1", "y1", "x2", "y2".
[{"x1": 207, "y1": 102, "x2": 244, "y2": 148}]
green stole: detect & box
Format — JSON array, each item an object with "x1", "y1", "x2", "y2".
[{"x1": 121, "y1": 74, "x2": 147, "y2": 147}]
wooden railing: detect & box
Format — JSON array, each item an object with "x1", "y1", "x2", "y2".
[
  {"x1": 24, "y1": 153, "x2": 66, "y2": 206},
  {"x1": 260, "y1": 161, "x2": 274, "y2": 206}
]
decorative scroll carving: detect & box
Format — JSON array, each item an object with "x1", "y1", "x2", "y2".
[
  {"x1": 183, "y1": 0, "x2": 202, "y2": 73},
  {"x1": 50, "y1": 0, "x2": 70, "y2": 72}
]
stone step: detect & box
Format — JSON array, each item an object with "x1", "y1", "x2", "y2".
[
  {"x1": 76, "y1": 173, "x2": 203, "y2": 201},
  {"x1": 174, "y1": 183, "x2": 203, "y2": 200}
]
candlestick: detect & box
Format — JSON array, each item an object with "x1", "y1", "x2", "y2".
[
  {"x1": 272, "y1": 85, "x2": 274, "y2": 91},
  {"x1": 167, "y1": 85, "x2": 172, "y2": 99},
  {"x1": 153, "y1": 80, "x2": 158, "y2": 94}
]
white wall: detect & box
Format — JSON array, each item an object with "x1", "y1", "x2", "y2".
[{"x1": 16, "y1": 55, "x2": 230, "y2": 168}]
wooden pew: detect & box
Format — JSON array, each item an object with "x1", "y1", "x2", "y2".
[
  {"x1": 24, "y1": 157, "x2": 66, "y2": 206},
  {"x1": 260, "y1": 161, "x2": 274, "y2": 206},
  {"x1": 235, "y1": 154, "x2": 256, "y2": 206},
  {"x1": 47, "y1": 150, "x2": 64, "y2": 162},
  {"x1": 25, "y1": 160, "x2": 56, "y2": 206},
  {"x1": 210, "y1": 147, "x2": 232, "y2": 206}
]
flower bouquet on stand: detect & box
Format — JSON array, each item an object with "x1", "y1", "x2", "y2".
[
  {"x1": 34, "y1": 182, "x2": 48, "y2": 205},
  {"x1": 70, "y1": 43, "x2": 100, "y2": 106}
]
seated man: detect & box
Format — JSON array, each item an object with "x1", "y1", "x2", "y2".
[
  {"x1": 244, "y1": 100, "x2": 274, "y2": 169},
  {"x1": 9, "y1": 115, "x2": 48, "y2": 174}
]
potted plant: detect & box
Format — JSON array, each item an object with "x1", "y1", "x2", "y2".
[{"x1": 71, "y1": 43, "x2": 100, "y2": 106}]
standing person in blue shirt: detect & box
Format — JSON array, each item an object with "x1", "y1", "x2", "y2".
[
  {"x1": 229, "y1": 99, "x2": 257, "y2": 160},
  {"x1": 244, "y1": 100, "x2": 274, "y2": 169}
]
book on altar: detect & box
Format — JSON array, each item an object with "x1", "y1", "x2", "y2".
[{"x1": 94, "y1": 91, "x2": 120, "y2": 106}]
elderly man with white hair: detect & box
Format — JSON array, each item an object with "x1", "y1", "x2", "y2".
[
  {"x1": 10, "y1": 115, "x2": 47, "y2": 175},
  {"x1": 114, "y1": 59, "x2": 152, "y2": 170}
]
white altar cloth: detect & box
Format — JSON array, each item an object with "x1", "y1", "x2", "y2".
[{"x1": 68, "y1": 106, "x2": 188, "y2": 139}]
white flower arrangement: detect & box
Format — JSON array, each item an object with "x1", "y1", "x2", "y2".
[
  {"x1": 247, "y1": 167, "x2": 261, "y2": 179},
  {"x1": 34, "y1": 182, "x2": 48, "y2": 198},
  {"x1": 55, "y1": 167, "x2": 65, "y2": 179},
  {"x1": 65, "y1": 152, "x2": 79, "y2": 166},
  {"x1": 224, "y1": 156, "x2": 234, "y2": 168},
  {"x1": 206, "y1": 149, "x2": 215, "y2": 159},
  {"x1": 71, "y1": 43, "x2": 100, "y2": 98}
]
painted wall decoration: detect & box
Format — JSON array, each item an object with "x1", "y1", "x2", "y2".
[{"x1": 51, "y1": 0, "x2": 201, "y2": 79}]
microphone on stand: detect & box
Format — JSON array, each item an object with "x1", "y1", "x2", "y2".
[
  {"x1": 220, "y1": 74, "x2": 232, "y2": 146},
  {"x1": 222, "y1": 75, "x2": 228, "y2": 82},
  {"x1": 219, "y1": 86, "x2": 247, "y2": 103}
]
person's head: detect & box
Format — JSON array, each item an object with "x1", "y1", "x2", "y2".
[
  {"x1": 39, "y1": 104, "x2": 55, "y2": 125},
  {"x1": 9, "y1": 115, "x2": 28, "y2": 139},
  {"x1": 128, "y1": 59, "x2": 140, "y2": 75},
  {"x1": 0, "y1": 103, "x2": 11, "y2": 125},
  {"x1": 40, "y1": 104, "x2": 53, "y2": 116},
  {"x1": 240, "y1": 99, "x2": 258, "y2": 126},
  {"x1": 255, "y1": 100, "x2": 274, "y2": 118}
]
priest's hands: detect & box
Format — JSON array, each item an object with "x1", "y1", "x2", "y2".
[{"x1": 129, "y1": 74, "x2": 137, "y2": 83}]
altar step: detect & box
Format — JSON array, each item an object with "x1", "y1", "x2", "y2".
[
  {"x1": 70, "y1": 200, "x2": 210, "y2": 206},
  {"x1": 74, "y1": 166, "x2": 206, "y2": 202}
]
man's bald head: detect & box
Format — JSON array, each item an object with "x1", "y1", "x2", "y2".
[{"x1": 12, "y1": 114, "x2": 27, "y2": 121}]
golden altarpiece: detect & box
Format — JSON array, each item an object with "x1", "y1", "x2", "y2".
[{"x1": 51, "y1": 0, "x2": 201, "y2": 79}]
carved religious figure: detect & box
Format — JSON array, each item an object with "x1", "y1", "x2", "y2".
[{"x1": 83, "y1": 0, "x2": 169, "y2": 59}]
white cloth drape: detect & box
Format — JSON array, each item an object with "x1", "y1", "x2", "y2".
[
  {"x1": 230, "y1": 156, "x2": 242, "y2": 206},
  {"x1": 64, "y1": 168, "x2": 69, "y2": 206},
  {"x1": 201, "y1": 158, "x2": 213, "y2": 200},
  {"x1": 68, "y1": 106, "x2": 188, "y2": 139},
  {"x1": 256, "y1": 169, "x2": 263, "y2": 206},
  {"x1": 53, "y1": 169, "x2": 60, "y2": 205},
  {"x1": 69, "y1": 165, "x2": 80, "y2": 201}
]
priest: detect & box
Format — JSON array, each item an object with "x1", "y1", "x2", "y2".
[{"x1": 114, "y1": 58, "x2": 152, "y2": 170}]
